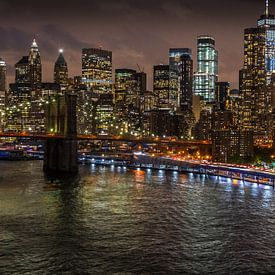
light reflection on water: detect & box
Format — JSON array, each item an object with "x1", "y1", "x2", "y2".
[{"x1": 0, "y1": 161, "x2": 275, "y2": 274}]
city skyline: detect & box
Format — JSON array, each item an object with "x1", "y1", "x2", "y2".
[{"x1": 0, "y1": 0, "x2": 272, "y2": 89}]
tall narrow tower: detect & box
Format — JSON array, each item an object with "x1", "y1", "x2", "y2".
[
  {"x1": 193, "y1": 36, "x2": 218, "y2": 105},
  {"x1": 54, "y1": 49, "x2": 68, "y2": 91},
  {"x1": 0, "y1": 58, "x2": 6, "y2": 92},
  {"x1": 239, "y1": 0, "x2": 274, "y2": 146},
  {"x1": 28, "y1": 38, "x2": 42, "y2": 90},
  {"x1": 169, "y1": 48, "x2": 193, "y2": 112}
]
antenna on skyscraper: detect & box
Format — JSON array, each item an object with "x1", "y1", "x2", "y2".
[{"x1": 266, "y1": 0, "x2": 269, "y2": 16}]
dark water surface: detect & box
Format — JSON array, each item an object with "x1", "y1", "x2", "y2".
[{"x1": 0, "y1": 161, "x2": 275, "y2": 274}]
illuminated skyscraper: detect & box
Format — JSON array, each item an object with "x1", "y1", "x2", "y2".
[
  {"x1": 82, "y1": 48, "x2": 112, "y2": 93},
  {"x1": 28, "y1": 38, "x2": 42, "y2": 90},
  {"x1": 239, "y1": 0, "x2": 274, "y2": 146},
  {"x1": 153, "y1": 65, "x2": 178, "y2": 111},
  {"x1": 0, "y1": 58, "x2": 6, "y2": 92},
  {"x1": 8, "y1": 38, "x2": 44, "y2": 133},
  {"x1": 0, "y1": 59, "x2": 6, "y2": 130},
  {"x1": 15, "y1": 56, "x2": 29, "y2": 84},
  {"x1": 0, "y1": 90, "x2": 5, "y2": 131},
  {"x1": 169, "y1": 48, "x2": 193, "y2": 112},
  {"x1": 114, "y1": 69, "x2": 147, "y2": 135},
  {"x1": 115, "y1": 69, "x2": 137, "y2": 106},
  {"x1": 81, "y1": 48, "x2": 113, "y2": 135},
  {"x1": 54, "y1": 49, "x2": 68, "y2": 91},
  {"x1": 194, "y1": 36, "x2": 218, "y2": 104},
  {"x1": 115, "y1": 69, "x2": 146, "y2": 108}
]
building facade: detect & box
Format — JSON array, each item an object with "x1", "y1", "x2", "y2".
[
  {"x1": 82, "y1": 48, "x2": 112, "y2": 94},
  {"x1": 153, "y1": 65, "x2": 178, "y2": 111},
  {"x1": 215, "y1": 82, "x2": 230, "y2": 111},
  {"x1": 81, "y1": 48, "x2": 113, "y2": 135},
  {"x1": 28, "y1": 39, "x2": 42, "y2": 90},
  {"x1": 194, "y1": 36, "x2": 218, "y2": 105},
  {"x1": 239, "y1": 2, "x2": 274, "y2": 146},
  {"x1": 54, "y1": 49, "x2": 68, "y2": 91},
  {"x1": 169, "y1": 48, "x2": 193, "y2": 112}
]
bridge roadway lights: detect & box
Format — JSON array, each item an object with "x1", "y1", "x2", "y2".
[{"x1": 43, "y1": 137, "x2": 78, "y2": 174}]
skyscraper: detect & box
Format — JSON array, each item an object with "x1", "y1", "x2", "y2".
[
  {"x1": 7, "y1": 38, "x2": 44, "y2": 133},
  {"x1": 239, "y1": 0, "x2": 274, "y2": 146},
  {"x1": 82, "y1": 48, "x2": 112, "y2": 93},
  {"x1": 0, "y1": 59, "x2": 6, "y2": 130},
  {"x1": 28, "y1": 38, "x2": 42, "y2": 90},
  {"x1": 80, "y1": 48, "x2": 113, "y2": 135},
  {"x1": 169, "y1": 48, "x2": 193, "y2": 111},
  {"x1": 194, "y1": 36, "x2": 218, "y2": 104},
  {"x1": 153, "y1": 64, "x2": 178, "y2": 111},
  {"x1": 215, "y1": 82, "x2": 230, "y2": 111},
  {"x1": 0, "y1": 58, "x2": 6, "y2": 92},
  {"x1": 115, "y1": 69, "x2": 146, "y2": 108},
  {"x1": 15, "y1": 56, "x2": 29, "y2": 84},
  {"x1": 114, "y1": 69, "x2": 147, "y2": 135},
  {"x1": 115, "y1": 69, "x2": 138, "y2": 106},
  {"x1": 0, "y1": 90, "x2": 5, "y2": 131},
  {"x1": 54, "y1": 49, "x2": 68, "y2": 91}
]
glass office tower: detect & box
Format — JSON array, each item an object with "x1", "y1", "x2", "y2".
[{"x1": 194, "y1": 36, "x2": 218, "y2": 104}]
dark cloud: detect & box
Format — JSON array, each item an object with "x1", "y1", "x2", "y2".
[{"x1": 0, "y1": 0, "x2": 271, "y2": 88}]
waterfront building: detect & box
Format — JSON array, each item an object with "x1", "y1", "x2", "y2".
[
  {"x1": 153, "y1": 64, "x2": 178, "y2": 111},
  {"x1": 54, "y1": 49, "x2": 68, "y2": 92},
  {"x1": 193, "y1": 110, "x2": 212, "y2": 140},
  {"x1": 194, "y1": 36, "x2": 218, "y2": 105},
  {"x1": 212, "y1": 130, "x2": 254, "y2": 163},
  {"x1": 239, "y1": 1, "x2": 274, "y2": 146},
  {"x1": 149, "y1": 109, "x2": 176, "y2": 137}
]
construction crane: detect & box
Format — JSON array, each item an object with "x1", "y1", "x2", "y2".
[{"x1": 136, "y1": 64, "x2": 145, "y2": 73}]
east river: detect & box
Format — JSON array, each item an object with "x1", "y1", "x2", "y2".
[{"x1": 0, "y1": 161, "x2": 275, "y2": 274}]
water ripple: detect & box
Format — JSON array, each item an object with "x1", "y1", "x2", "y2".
[{"x1": 0, "y1": 161, "x2": 274, "y2": 274}]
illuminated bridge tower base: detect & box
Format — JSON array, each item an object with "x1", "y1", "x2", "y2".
[{"x1": 43, "y1": 93, "x2": 78, "y2": 173}]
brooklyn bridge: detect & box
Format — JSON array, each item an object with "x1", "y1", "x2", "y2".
[{"x1": 0, "y1": 93, "x2": 212, "y2": 173}]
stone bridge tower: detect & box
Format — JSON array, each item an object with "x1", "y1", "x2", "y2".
[{"x1": 43, "y1": 93, "x2": 78, "y2": 173}]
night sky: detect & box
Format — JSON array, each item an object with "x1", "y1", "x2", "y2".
[{"x1": 0, "y1": 0, "x2": 270, "y2": 89}]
